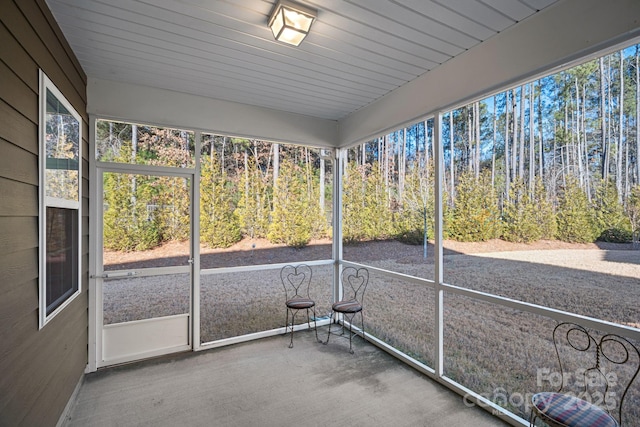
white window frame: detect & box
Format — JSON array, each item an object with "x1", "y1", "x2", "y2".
[{"x1": 39, "y1": 70, "x2": 82, "y2": 329}]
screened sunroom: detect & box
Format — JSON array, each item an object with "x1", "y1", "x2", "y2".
[{"x1": 2, "y1": 0, "x2": 640, "y2": 426}]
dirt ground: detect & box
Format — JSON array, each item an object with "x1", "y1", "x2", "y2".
[{"x1": 103, "y1": 237, "x2": 634, "y2": 269}]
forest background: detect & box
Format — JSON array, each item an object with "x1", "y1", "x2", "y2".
[{"x1": 97, "y1": 44, "x2": 640, "y2": 253}]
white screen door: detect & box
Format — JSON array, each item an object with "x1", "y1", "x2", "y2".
[{"x1": 97, "y1": 170, "x2": 193, "y2": 366}]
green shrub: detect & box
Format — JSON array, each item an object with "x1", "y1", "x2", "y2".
[
  {"x1": 200, "y1": 152, "x2": 242, "y2": 248},
  {"x1": 234, "y1": 158, "x2": 270, "y2": 239},
  {"x1": 267, "y1": 159, "x2": 314, "y2": 248},
  {"x1": 342, "y1": 162, "x2": 395, "y2": 243},
  {"x1": 591, "y1": 179, "x2": 632, "y2": 243},
  {"x1": 597, "y1": 227, "x2": 633, "y2": 243},
  {"x1": 396, "y1": 161, "x2": 434, "y2": 245},
  {"x1": 103, "y1": 172, "x2": 162, "y2": 251},
  {"x1": 556, "y1": 177, "x2": 597, "y2": 243},
  {"x1": 534, "y1": 179, "x2": 557, "y2": 240},
  {"x1": 502, "y1": 180, "x2": 541, "y2": 243},
  {"x1": 449, "y1": 171, "x2": 501, "y2": 242}
]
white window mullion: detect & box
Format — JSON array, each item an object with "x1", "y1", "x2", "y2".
[
  {"x1": 333, "y1": 148, "x2": 345, "y2": 304},
  {"x1": 192, "y1": 131, "x2": 201, "y2": 351},
  {"x1": 433, "y1": 112, "x2": 444, "y2": 378}
]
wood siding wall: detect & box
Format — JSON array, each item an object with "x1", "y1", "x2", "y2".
[{"x1": 0, "y1": 0, "x2": 88, "y2": 425}]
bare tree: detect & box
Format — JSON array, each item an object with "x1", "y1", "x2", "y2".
[
  {"x1": 600, "y1": 57, "x2": 609, "y2": 180},
  {"x1": 475, "y1": 101, "x2": 481, "y2": 179},
  {"x1": 449, "y1": 111, "x2": 455, "y2": 204},
  {"x1": 636, "y1": 47, "x2": 640, "y2": 187},
  {"x1": 529, "y1": 82, "x2": 535, "y2": 192},
  {"x1": 519, "y1": 86, "x2": 526, "y2": 181},
  {"x1": 617, "y1": 50, "x2": 625, "y2": 200}
]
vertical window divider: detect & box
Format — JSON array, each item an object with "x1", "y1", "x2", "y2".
[
  {"x1": 88, "y1": 115, "x2": 99, "y2": 372},
  {"x1": 333, "y1": 148, "x2": 345, "y2": 307},
  {"x1": 434, "y1": 112, "x2": 445, "y2": 378},
  {"x1": 193, "y1": 131, "x2": 201, "y2": 351}
]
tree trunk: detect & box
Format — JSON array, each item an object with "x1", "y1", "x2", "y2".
[
  {"x1": 519, "y1": 86, "x2": 526, "y2": 181},
  {"x1": 617, "y1": 50, "x2": 624, "y2": 201},
  {"x1": 221, "y1": 136, "x2": 226, "y2": 172},
  {"x1": 636, "y1": 46, "x2": 640, "y2": 186},
  {"x1": 529, "y1": 82, "x2": 535, "y2": 193},
  {"x1": 273, "y1": 143, "x2": 279, "y2": 190},
  {"x1": 492, "y1": 95, "x2": 497, "y2": 187},
  {"x1": 538, "y1": 81, "x2": 545, "y2": 182},
  {"x1": 512, "y1": 89, "x2": 518, "y2": 181},
  {"x1": 505, "y1": 92, "x2": 511, "y2": 201},
  {"x1": 319, "y1": 157, "x2": 325, "y2": 214},
  {"x1": 582, "y1": 82, "x2": 591, "y2": 200},
  {"x1": 449, "y1": 111, "x2": 455, "y2": 204},
  {"x1": 399, "y1": 127, "x2": 406, "y2": 199},
  {"x1": 424, "y1": 120, "x2": 430, "y2": 183},
  {"x1": 131, "y1": 124, "x2": 137, "y2": 206},
  {"x1": 467, "y1": 106, "x2": 473, "y2": 174},
  {"x1": 608, "y1": 56, "x2": 613, "y2": 182},
  {"x1": 600, "y1": 57, "x2": 608, "y2": 180},
  {"x1": 475, "y1": 102, "x2": 481, "y2": 179},
  {"x1": 564, "y1": 101, "x2": 569, "y2": 184},
  {"x1": 575, "y1": 78, "x2": 585, "y2": 191}
]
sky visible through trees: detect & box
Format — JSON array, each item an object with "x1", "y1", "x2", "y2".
[{"x1": 97, "y1": 41, "x2": 640, "y2": 252}]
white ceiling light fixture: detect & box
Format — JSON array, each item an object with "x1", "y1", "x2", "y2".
[{"x1": 268, "y1": 0, "x2": 317, "y2": 46}]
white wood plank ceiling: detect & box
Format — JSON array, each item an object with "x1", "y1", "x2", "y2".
[{"x1": 45, "y1": 0, "x2": 559, "y2": 121}]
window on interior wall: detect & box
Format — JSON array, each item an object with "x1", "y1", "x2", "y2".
[{"x1": 39, "y1": 70, "x2": 82, "y2": 328}]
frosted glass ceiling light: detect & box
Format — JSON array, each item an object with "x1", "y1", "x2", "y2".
[{"x1": 268, "y1": 0, "x2": 317, "y2": 46}]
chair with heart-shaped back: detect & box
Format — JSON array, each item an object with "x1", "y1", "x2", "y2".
[
  {"x1": 529, "y1": 322, "x2": 640, "y2": 427},
  {"x1": 281, "y1": 264, "x2": 319, "y2": 348},
  {"x1": 324, "y1": 266, "x2": 369, "y2": 354}
]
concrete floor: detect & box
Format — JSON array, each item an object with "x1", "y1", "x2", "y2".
[{"x1": 64, "y1": 327, "x2": 511, "y2": 427}]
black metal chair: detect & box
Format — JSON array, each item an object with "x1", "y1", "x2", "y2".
[
  {"x1": 324, "y1": 266, "x2": 369, "y2": 354},
  {"x1": 281, "y1": 264, "x2": 319, "y2": 348},
  {"x1": 530, "y1": 322, "x2": 640, "y2": 427}
]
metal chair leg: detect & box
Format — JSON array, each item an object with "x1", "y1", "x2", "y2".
[
  {"x1": 309, "y1": 308, "x2": 319, "y2": 343},
  {"x1": 288, "y1": 309, "x2": 296, "y2": 348},
  {"x1": 348, "y1": 317, "x2": 354, "y2": 354},
  {"x1": 324, "y1": 311, "x2": 333, "y2": 345},
  {"x1": 305, "y1": 308, "x2": 319, "y2": 343}
]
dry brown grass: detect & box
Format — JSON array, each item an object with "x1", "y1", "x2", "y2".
[{"x1": 103, "y1": 239, "x2": 640, "y2": 425}]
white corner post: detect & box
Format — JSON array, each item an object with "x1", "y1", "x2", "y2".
[
  {"x1": 332, "y1": 148, "x2": 345, "y2": 307},
  {"x1": 192, "y1": 131, "x2": 201, "y2": 351},
  {"x1": 433, "y1": 112, "x2": 444, "y2": 378},
  {"x1": 87, "y1": 115, "x2": 98, "y2": 373}
]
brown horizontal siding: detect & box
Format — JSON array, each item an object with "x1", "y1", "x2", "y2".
[
  {"x1": 0, "y1": 177, "x2": 38, "y2": 217},
  {"x1": 3, "y1": 0, "x2": 86, "y2": 111},
  {"x1": 0, "y1": 100, "x2": 38, "y2": 153},
  {"x1": 22, "y1": 317, "x2": 88, "y2": 427},
  {"x1": 1, "y1": 300, "x2": 86, "y2": 425},
  {"x1": 0, "y1": 277, "x2": 37, "y2": 327},
  {"x1": 0, "y1": 217, "x2": 38, "y2": 256},
  {"x1": 0, "y1": 250, "x2": 38, "y2": 346},
  {"x1": 0, "y1": 60, "x2": 38, "y2": 123},
  {"x1": 0, "y1": 22, "x2": 39, "y2": 93},
  {"x1": 0, "y1": 0, "x2": 88, "y2": 425},
  {"x1": 0, "y1": 139, "x2": 38, "y2": 185}
]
